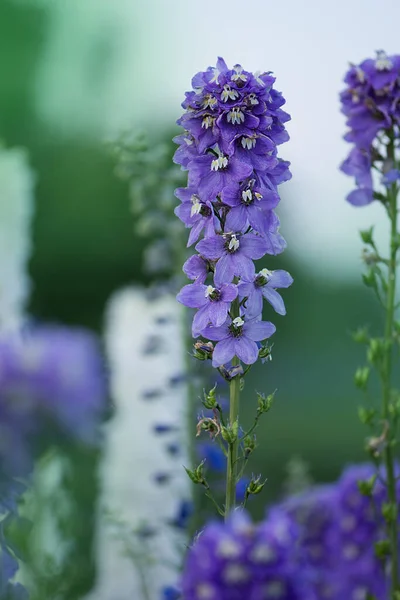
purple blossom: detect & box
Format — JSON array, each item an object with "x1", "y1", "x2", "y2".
[
  {"x1": 202, "y1": 317, "x2": 276, "y2": 367},
  {"x1": 181, "y1": 510, "x2": 313, "y2": 600},
  {"x1": 381, "y1": 169, "x2": 400, "y2": 187},
  {"x1": 340, "y1": 50, "x2": 400, "y2": 206},
  {"x1": 177, "y1": 282, "x2": 238, "y2": 334},
  {"x1": 174, "y1": 58, "x2": 292, "y2": 366},
  {"x1": 196, "y1": 233, "x2": 269, "y2": 285},
  {"x1": 238, "y1": 269, "x2": 293, "y2": 318}
]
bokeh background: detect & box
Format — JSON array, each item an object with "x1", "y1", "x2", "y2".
[{"x1": 3, "y1": 0, "x2": 400, "y2": 519}]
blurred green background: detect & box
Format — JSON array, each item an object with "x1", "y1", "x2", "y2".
[{"x1": 1, "y1": 0, "x2": 393, "y2": 518}]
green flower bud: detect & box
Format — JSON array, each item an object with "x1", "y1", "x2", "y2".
[
  {"x1": 184, "y1": 460, "x2": 206, "y2": 485},
  {"x1": 358, "y1": 406, "x2": 376, "y2": 426},
  {"x1": 221, "y1": 420, "x2": 239, "y2": 444},
  {"x1": 367, "y1": 338, "x2": 384, "y2": 366},
  {"x1": 374, "y1": 539, "x2": 391, "y2": 560},
  {"x1": 360, "y1": 227, "x2": 374, "y2": 245},
  {"x1": 257, "y1": 391, "x2": 275, "y2": 414},
  {"x1": 352, "y1": 326, "x2": 369, "y2": 344},
  {"x1": 354, "y1": 366, "x2": 370, "y2": 390},
  {"x1": 357, "y1": 474, "x2": 377, "y2": 497},
  {"x1": 244, "y1": 435, "x2": 257, "y2": 457},
  {"x1": 362, "y1": 268, "x2": 377, "y2": 288},
  {"x1": 246, "y1": 474, "x2": 267, "y2": 496},
  {"x1": 193, "y1": 341, "x2": 214, "y2": 360},
  {"x1": 381, "y1": 502, "x2": 397, "y2": 524},
  {"x1": 203, "y1": 384, "x2": 217, "y2": 409}
]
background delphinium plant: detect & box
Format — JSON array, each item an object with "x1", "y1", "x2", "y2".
[
  {"x1": 92, "y1": 287, "x2": 190, "y2": 600},
  {"x1": 340, "y1": 50, "x2": 400, "y2": 598},
  {"x1": 174, "y1": 57, "x2": 293, "y2": 519}
]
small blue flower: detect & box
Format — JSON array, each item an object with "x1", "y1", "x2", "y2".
[{"x1": 381, "y1": 169, "x2": 400, "y2": 187}]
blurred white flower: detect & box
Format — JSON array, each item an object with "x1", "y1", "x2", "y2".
[
  {"x1": 90, "y1": 286, "x2": 190, "y2": 600},
  {"x1": 0, "y1": 145, "x2": 35, "y2": 331}
]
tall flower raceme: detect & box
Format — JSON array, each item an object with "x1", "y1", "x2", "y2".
[
  {"x1": 90, "y1": 287, "x2": 191, "y2": 600},
  {"x1": 174, "y1": 58, "x2": 293, "y2": 517},
  {"x1": 0, "y1": 144, "x2": 35, "y2": 332},
  {"x1": 340, "y1": 51, "x2": 400, "y2": 598}
]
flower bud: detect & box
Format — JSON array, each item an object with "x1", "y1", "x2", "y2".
[
  {"x1": 352, "y1": 326, "x2": 369, "y2": 344},
  {"x1": 203, "y1": 384, "x2": 217, "y2": 409},
  {"x1": 367, "y1": 338, "x2": 385, "y2": 366},
  {"x1": 358, "y1": 406, "x2": 376, "y2": 425},
  {"x1": 245, "y1": 474, "x2": 267, "y2": 497},
  {"x1": 221, "y1": 420, "x2": 239, "y2": 444},
  {"x1": 360, "y1": 227, "x2": 374, "y2": 245},
  {"x1": 244, "y1": 435, "x2": 257, "y2": 457},
  {"x1": 193, "y1": 341, "x2": 213, "y2": 360},
  {"x1": 382, "y1": 502, "x2": 397, "y2": 524},
  {"x1": 375, "y1": 539, "x2": 391, "y2": 560},
  {"x1": 184, "y1": 460, "x2": 206, "y2": 485},
  {"x1": 257, "y1": 391, "x2": 275, "y2": 414},
  {"x1": 362, "y1": 268, "x2": 377, "y2": 287},
  {"x1": 354, "y1": 366, "x2": 370, "y2": 390},
  {"x1": 357, "y1": 474, "x2": 377, "y2": 497}
]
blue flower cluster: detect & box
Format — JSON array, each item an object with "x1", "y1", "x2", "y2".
[
  {"x1": 174, "y1": 58, "x2": 293, "y2": 367},
  {"x1": 340, "y1": 50, "x2": 400, "y2": 206},
  {"x1": 0, "y1": 325, "x2": 107, "y2": 595},
  {"x1": 180, "y1": 464, "x2": 395, "y2": 600}
]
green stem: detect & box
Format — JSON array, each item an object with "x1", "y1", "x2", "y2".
[
  {"x1": 382, "y1": 132, "x2": 399, "y2": 597},
  {"x1": 225, "y1": 355, "x2": 240, "y2": 518}
]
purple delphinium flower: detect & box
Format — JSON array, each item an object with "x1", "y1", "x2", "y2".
[
  {"x1": 181, "y1": 510, "x2": 313, "y2": 600},
  {"x1": 340, "y1": 50, "x2": 400, "y2": 206},
  {"x1": 202, "y1": 317, "x2": 276, "y2": 367},
  {"x1": 238, "y1": 268, "x2": 294, "y2": 318},
  {"x1": 174, "y1": 58, "x2": 292, "y2": 366},
  {"x1": 177, "y1": 282, "x2": 238, "y2": 335}
]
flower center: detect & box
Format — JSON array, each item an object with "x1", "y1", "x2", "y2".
[
  {"x1": 227, "y1": 107, "x2": 245, "y2": 125},
  {"x1": 221, "y1": 84, "x2": 239, "y2": 102},
  {"x1": 190, "y1": 195, "x2": 211, "y2": 218},
  {"x1": 229, "y1": 317, "x2": 244, "y2": 337},
  {"x1": 246, "y1": 92, "x2": 259, "y2": 106},
  {"x1": 211, "y1": 151, "x2": 229, "y2": 171},
  {"x1": 225, "y1": 234, "x2": 240, "y2": 253},
  {"x1": 202, "y1": 115, "x2": 215, "y2": 129},
  {"x1": 202, "y1": 94, "x2": 218, "y2": 109},
  {"x1": 255, "y1": 268, "x2": 273, "y2": 286},
  {"x1": 375, "y1": 50, "x2": 392, "y2": 71},
  {"x1": 241, "y1": 135, "x2": 257, "y2": 150},
  {"x1": 205, "y1": 285, "x2": 221, "y2": 302},
  {"x1": 231, "y1": 64, "x2": 247, "y2": 83}
]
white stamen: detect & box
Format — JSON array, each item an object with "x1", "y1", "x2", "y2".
[
  {"x1": 241, "y1": 136, "x2": 256, "y2": 149},
  {"x1": 184, "y1": 136, "x2": 193, "y2": 145},
  {"x1": 242, "y1": 189, "x2": 253, "y2": 203},
  {"x1": 202, "y1": 116, "x2": 215, "y2": 129},
  {"x1": 254, "y1": 192, "x2": 262, "y2": 200},
  {"x1": 259, "y1": 268, "x2": 273, "y2": 279},
  {"x1": 210, "y1": 67, "x2": 220, "y2": 84},
  {"x1": 203, "y1": 94, "x2": 218, "y2": 109},
  {"x1": 217, "y1": 538, "x2": 241, "y2": 558},
  {"x1": 190, "y1": 195, "x2": 202, "y2": 217},
  {"x1": 205, "y1": 285, "x2": 215, "y2": 298},
  {"x1": 232, "y1": 316, "x2": 244, "y2": 328},
  {"x1": 223, "y1": 564, "x2": 249, "y2": 584},
  {"x1": 263, "y1": 581, "x2": 285, "y2": 598},
  {"x1": 221, "y1": 84, "x2": 239, "y2": 102},
  {"x1": 247, "y1": 93, "x2": 259, "y2": 105},
  {"x1": 355, "y1": 66, "x2": 366, "y2": 83},
  {"x1": 228, "y1": 234, "x2": 240, "y2": 251},
  {"x1": 211, "y1": 153, "x2": 228, "y2": 171},
  {"x1": 254, "y1": 70, "x2": 266, "y2": 87},
  {"x1": 231, "y1": 64, "x2": 247, "y2": 83},
  {"x1": 196, "y1": 583, "x2": 216, "y2": 599},
  {"x1": 375, "y1": 50, "x2": 392, "y2": 71},
  {"x1": 251, "y1": 543, "x2": 276, "y2": 564},
  {"x1": 227, "y1": 108, "x2": 245, "y2": 125}
]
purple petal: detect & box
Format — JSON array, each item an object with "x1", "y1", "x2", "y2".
[
  {"x1": 244, "y1": 320, "x2": 276, "y2": 341},
  {"x1": 244, "y1": 289, "x2": 263, "y2": 318},
  {"x1": 192, "y1": 305, "x2": 211, "y2": 336},
  {"x1": 214, "y1": 253, "x2": 235, "y2": 285},
  {"x1": 212, "y1": 338, "x2": 236, "y2": 367},
  {"x1": 187, "y1": 220, "x2": 204, "y2": 246},
  {"x1": 262, "y1": 287, "x2": 286, "y2": 315},
  {"x1": 220, "y1": 284, "x2": 238, "y2": 303},
  {"x1": 234, "y1": 337, "x2": 259, "y2": 365},
  {"x1": 183, "y1": 255, "x2": 208, "y2": 283},
  {"x1": 225, "y1": 205, "x2": 248, "y2": 232},
  {"x1": 202, "y1": 323, "x2": 230, "y2": 342},
  {"x1": 196, "y1": 236, "x2": 225, "y2": 260},
  {"x1": 209, "y1": 302, "x2": 229, "y2": 327},
  {"x1": 347, "y1": 188, "x2": 374, "y2": 206},
  {"x1": 240, "y1": 234, "x2": 268, "y2": 259},
  {"x1": 177, "y1": 284, "x2": 207, "y2": 308},
  {"x1": 268, "y1": 270, "x2": 293, "y2": 289},
  {"x1": 230, "y1": 253, "x2": 255, "y2": 281}
]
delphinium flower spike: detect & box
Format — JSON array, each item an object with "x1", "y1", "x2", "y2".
[
  {"x1": 340, "y1": 50, "x2": 400, "y2": 597},
  {"x1": 174, "y1": 58, "x2": 293, "y2": 518}
]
